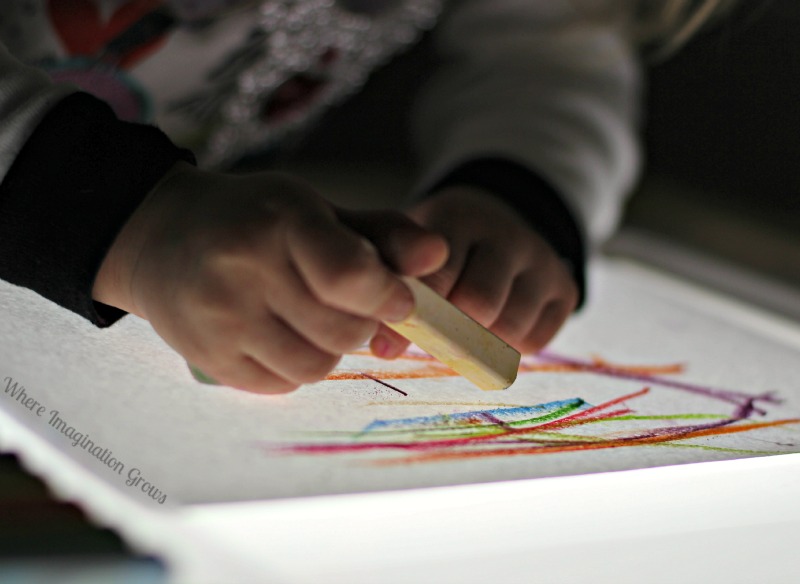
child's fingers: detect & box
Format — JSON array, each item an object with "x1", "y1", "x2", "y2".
[
  {"x1": 370, "y1": 325, "x2": 410, "y2": 360},
  {"x1": 520, "y1": 262, "x2": 579, "y2": 352},
  {"x1": 287, "y1": 214, "x2": 414, "y2": 323},
  {"x1": 209, "y1": 355, "x2": 299, "y2": 395},
  {"x1": 445, "y1": 243, "x2": 516, "y2": 328},
  {"x1": 520, "y1": 298, "x2": 575, "y2": 353},
  {"x1": 371, "y1": 239, "x2": 516, "y2": 360},
  {"x1": 270, "y1": 265, "x2": 379, "y2": 354},
  {"x1": 241, "y1": 314, "x2": 341, "y2": 385},
  {"x1": 418, "y1": 237, "x2": 469, "y2": 301},
  {"x1": 337, "y1": 209, "x2": 449, "y2": 277},
  {"x1": 490, "y1": 272, "x2": 550, "y2": 349},
  {"x1": 490, "y1": 261, "x2": 577, "y2": 353}
]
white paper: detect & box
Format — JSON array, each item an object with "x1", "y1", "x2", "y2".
[{"x1": 1, "y1": 259, "x2": 799, "y2": 509}]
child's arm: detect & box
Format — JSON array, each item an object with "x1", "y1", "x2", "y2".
[{"x1": 372, "y1": 1, "x2": 641, "y2": 358}]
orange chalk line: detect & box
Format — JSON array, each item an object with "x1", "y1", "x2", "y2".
[
  {"x1": 327, "y1": 352, "x2": 684, "y2": 382},
  {"x1": 326, "y1": 366, "x2": 453, "y2": 381}
]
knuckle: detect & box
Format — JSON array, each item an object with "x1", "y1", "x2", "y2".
[{"x1": 207, "y1": 232, "x2": 262, "y2": 270}]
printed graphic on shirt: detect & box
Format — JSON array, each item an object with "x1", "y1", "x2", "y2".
[
  {"x1": 47, "y1": 0, "x2": 167, "y2": 67},
  {"x1": 1, "y1": 0, "x2": 438, "y2": 165},
  {"x1": 182, "y1": 0, "x2": 439, "y2": 167},
  {"x1": 40, "y1": 0, "x2": 173, "y2": 122}
]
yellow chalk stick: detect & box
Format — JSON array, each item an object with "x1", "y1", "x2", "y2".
[{"x1": 385, "y1": 278, "x2": 520, "y2": 390}]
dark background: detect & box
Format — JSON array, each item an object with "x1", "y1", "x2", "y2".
[{"x1": 626, "y1": 0, "x2": 800, "y2": 288}]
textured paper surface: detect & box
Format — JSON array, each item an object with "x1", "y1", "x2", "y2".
[{"x1": 1, "y1": 259, "x2": 799, "y2": 507}]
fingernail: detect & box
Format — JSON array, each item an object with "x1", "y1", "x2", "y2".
[
  {"x1": 372, "y1": 334, "x2": 390, "y2": 358},
  {"x1": 372, "y1": 334, "x2": 403, "y2": 359}
]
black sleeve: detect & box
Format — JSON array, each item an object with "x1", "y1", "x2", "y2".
[
  {"x1": 0, "y1": 92, "x2": 196, "y2": 327},
  {"x1": 425, "y1": 157, "x2": 587, "y2": 309}
]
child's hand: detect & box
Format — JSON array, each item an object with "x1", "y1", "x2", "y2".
[
  {"x1": 93, "y1": 162, "x2": 447, "y2": 393},
  {"x1": 371, "y1": 186, "x2": 579, "y2": 359}
]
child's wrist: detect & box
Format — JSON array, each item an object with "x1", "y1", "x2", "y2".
[{"x1": 92, "y1": 161, "x2": 196, "y2": 317}]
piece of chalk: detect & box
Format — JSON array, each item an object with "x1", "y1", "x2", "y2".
[
  {"x1": 385, "y1": 278, "x2": 520, "y2": 390},
  {"x1": 189, "y1": 363, "x2": 218, "y2": 385}
]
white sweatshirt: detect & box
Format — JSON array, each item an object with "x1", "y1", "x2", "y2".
[{"x1": 0, "y1": 0, "x2": 640, "y2": 242}]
